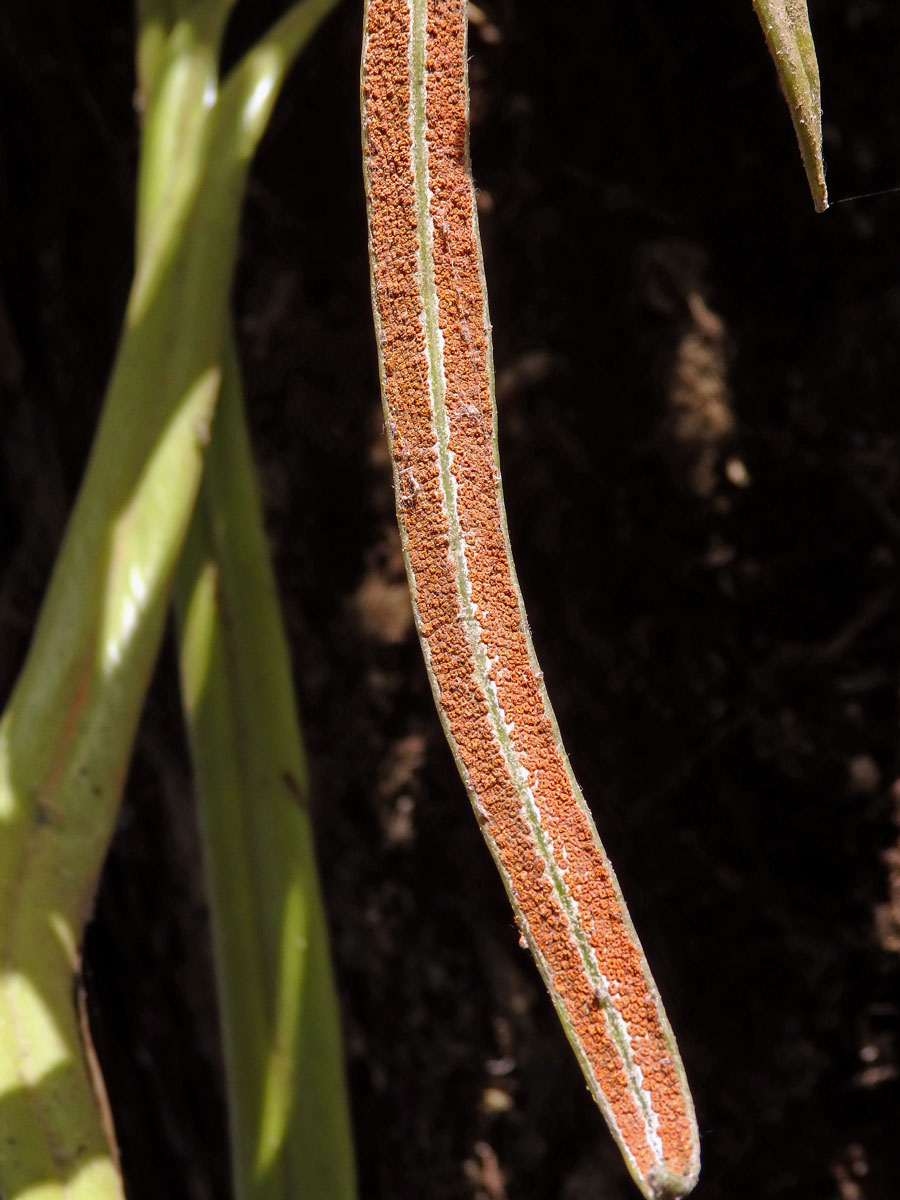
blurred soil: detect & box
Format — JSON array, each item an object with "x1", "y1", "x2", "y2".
[{"x1": 2, "y1": 1, "x2": 900, "y2": 1197}]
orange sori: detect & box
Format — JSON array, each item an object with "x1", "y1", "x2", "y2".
[{"x1": 361, "y1": 2, "x2": 700, "y2": 1195}]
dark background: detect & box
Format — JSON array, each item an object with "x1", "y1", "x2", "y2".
[{"x1": 2, "y1": 1, "x2": 900, "y2": 1197}]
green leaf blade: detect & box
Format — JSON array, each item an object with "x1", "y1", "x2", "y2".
[
  {"x1": 175, "y1": 343, "x2": 356, "y2": 1200},
  {"x1": 753, "y1": 0, "x2": 828, "y2": 211}
]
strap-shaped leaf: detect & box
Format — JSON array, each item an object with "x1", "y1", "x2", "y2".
[
  {"x1": 753, "y1": 0, "x2": 828, "y2": 210},
  {"x1": 175, "y1": 338, "x2": 356, "y2": 1200},
  {"x1": 362, "y1": 2, "x2": 699, "y2": 1195},
  {"x1": 0, "y1": 4, "x2": 338, "y2": 1197}
]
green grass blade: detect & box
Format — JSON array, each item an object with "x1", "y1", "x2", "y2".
[
  {"x1": 0, "y1": 2, "x2": 338, "y2": 1195},
  {"x1": 174, "y1": 339, "x2": 356, "y2": 1200},
  {"x1": 752, "y1": 0, "x2": 828, "y2": 211}
]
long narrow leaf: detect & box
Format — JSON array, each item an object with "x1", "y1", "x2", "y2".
[
  {"x1": 753, "y1": 0, "x2": 828, "y2": 210},
  {"x1": 175, "y1": 340, "x2": 356, "y2": 1200},
  {"x1": 0, "y1": 3, "x2": 337, "y2": 1196}
]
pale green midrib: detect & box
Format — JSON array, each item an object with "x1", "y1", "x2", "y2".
[{"x1": 406, "y1": 0, "x2": 656, "y2": 1144}]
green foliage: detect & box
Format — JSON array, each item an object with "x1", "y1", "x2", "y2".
[
  {"x1": 0, "y1": 2, "x2": 352, "y2": 1197},
  {"x1": 752, "y1": 0, "x2": 828, "y2": 210},
  {"x1": 175, "y1": 339, "x2": 356, "y2": 1200}
]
